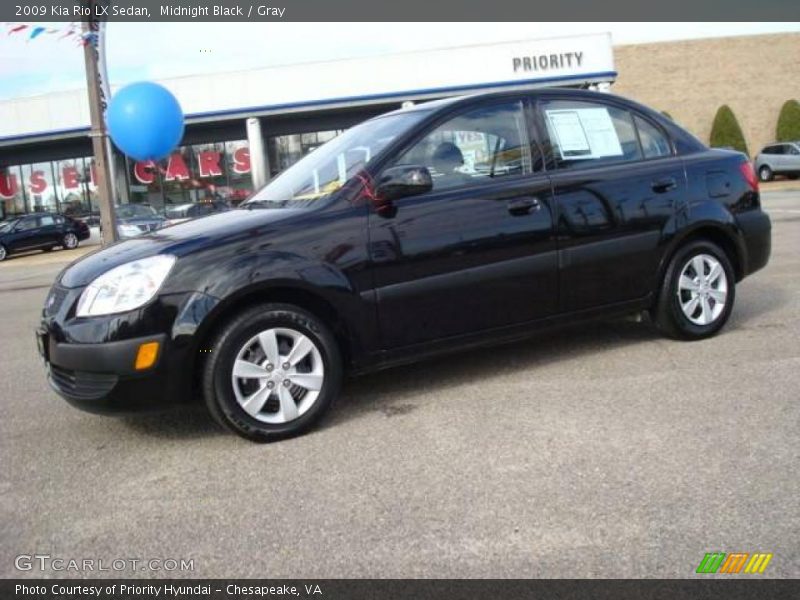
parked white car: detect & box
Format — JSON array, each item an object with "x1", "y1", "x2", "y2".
[{"x1": 754, "y1": 141, "x2": 800, "y2": 181}]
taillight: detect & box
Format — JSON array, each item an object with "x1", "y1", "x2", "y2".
[{"x1": 738, "y1": 161, "x2": 759, "y2": 192}]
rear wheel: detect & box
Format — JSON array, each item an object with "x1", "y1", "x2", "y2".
[
  {"x1": 758, "y1": 165, "x2": 773, "y2": 182},
  {"x1": 202, "y1": 303, "x2": 342, "y2": 442},
  {"x1": 654, "y1": 240, "x2": 736, "y2": 340},
  {"x1": 62, "y1": 232, "x2": 79, "y2": 250}
]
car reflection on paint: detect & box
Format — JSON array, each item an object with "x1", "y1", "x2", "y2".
[
  {"x1": 112, "y1": 204, "x2": 167, "y2": 239},
  {"x1": 164, "y1": 201, "x2": 230, "y2": 226}
]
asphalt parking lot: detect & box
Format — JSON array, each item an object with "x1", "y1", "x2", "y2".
[{"x1": 1, "y1": 190, "x2": 798, "y2": 579}]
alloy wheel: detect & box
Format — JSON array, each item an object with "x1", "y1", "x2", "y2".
[
  {"x1": 230, "y1": 327, "x2": 325, "y2": 424},
  {"x1": 63, "y1": 233, "x2": 78, "y2": 249},
  {"x1": 677, "y1": 253, "x2": 728, "y2": 326},
  {"x1": 0, "y1": 245, "x2": 6, "y2": 261}
]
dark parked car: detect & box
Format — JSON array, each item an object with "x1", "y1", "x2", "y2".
[
  {"x1": 37, "y1": 90, "x2": 771, "y2": 441},
  {"x1": 0, "y1": 213, "x2": 89, "y2": 261}
]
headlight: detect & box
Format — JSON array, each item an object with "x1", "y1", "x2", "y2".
[
  {"x1": 76, "y1": 255, "x2": 176, "y2": 317},
  {"x1": 118, "y1": 224, "x2": 143, "y2": 238}
]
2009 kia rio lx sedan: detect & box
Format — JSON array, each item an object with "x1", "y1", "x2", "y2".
[{"x1": 37, "y1": 89, "x2": 771, "y2": 441}]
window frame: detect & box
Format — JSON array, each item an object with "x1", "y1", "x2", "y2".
[
  {"x1": 534, "y1": 95, "x2": 676, "y2": 172},
  {"x1": 379, "y1": 95, "x2": 543, "y2": 198}
]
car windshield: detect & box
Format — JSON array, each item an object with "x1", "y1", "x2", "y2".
[
  {"x1": 245, "y1": 111, "x2": 429, "y2": 207},
  {"x1": 117, "y1": 204, "x2": 158, "y2": 219},
  {"x1": 0, "y1": 219, "x2": 18, "y2": 233}
]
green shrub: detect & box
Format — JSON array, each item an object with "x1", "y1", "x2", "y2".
[
  {"x1": 709, "y1": 105, "x2": 748, "y2": 156},
  {"x1": 776, "y1": 99, "x2": 800, "y2": 142}
]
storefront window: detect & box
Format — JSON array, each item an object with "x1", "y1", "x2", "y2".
[
  {"x1": 224, "y1": 140, "x2": 253, "y2": 205},
  {"x1": 127, "y1": 157, "x2": 164, "y2": 209},
  {"x1": 0, "y1": 166, "x2": 25, "y2": 218},
  {"x1": 189, "y1": 142, "x2": 228, "y2": 204},
  {"x1": 21, "y1": 162, "x2": 58, "y2": 213},
  {"x1": 56, "y1": 157, "x2": 91, "y2": 216},
  {"x1": 0, "y1": 129, "x2": 344, "y2": 220}
]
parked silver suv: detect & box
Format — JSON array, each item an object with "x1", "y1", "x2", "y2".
[{"x1": 754, "y1": 141, "x2": 800, "y2": 181}]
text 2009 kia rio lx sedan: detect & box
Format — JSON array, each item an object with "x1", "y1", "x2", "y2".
[{"x1": 38, "y1": 90, "x2": 771, "y2": 442}]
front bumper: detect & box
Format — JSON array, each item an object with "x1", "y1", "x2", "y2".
[
  {"x1": 38, "y1": 328, "x2": 175, "y2": 414},
  {"x1": 38, "y1": 286, "x2": 218, "y2": 414}
]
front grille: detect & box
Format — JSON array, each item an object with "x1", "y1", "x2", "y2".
[
  {"x1": 49, "y1": 365, "x2": 117, "y2": 401},
  {"x1": 45, "y1": 285, "x2": 69, "y2": 316}
]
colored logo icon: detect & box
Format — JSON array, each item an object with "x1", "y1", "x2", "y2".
[{"x1": 696, "y1": 552, "x2": 773, "y2": 574}]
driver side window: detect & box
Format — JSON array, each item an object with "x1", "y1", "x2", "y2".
[
  {"x1": 16, "y1": 218, "x2": 37, "y2": 232},
  {"x1": 391, "y1": 101, "x2": 533, "y2": 192}
]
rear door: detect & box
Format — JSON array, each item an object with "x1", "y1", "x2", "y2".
[
  {"x1": 536, "y1": 96, "x2": 685, "y2": 312},
  {"x1": 34, "y1": 214, "x2": 59, "y2": 247},
  {"x1": 370, "y1": 98, "x2": 558, "y2": 349},
  {"x1": 780, "y1": 143, "x2": 800, "y2": 172}
]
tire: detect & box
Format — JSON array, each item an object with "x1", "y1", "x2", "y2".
[
  {"x1": 0, "y1": 244, "x2": 7, "y2": 262},
  {"x1": 202, "y1": 303, "x2": 343, "y2": 442},
  {"x1": 653, "y1": 240, "x2": 736, "y2": 340},
  {"x1": 758, "y1": 165, "x2": 773, "y2": 182},
  {"x1": 62, "y1": 232, "x2": 79, "y2": 250}
]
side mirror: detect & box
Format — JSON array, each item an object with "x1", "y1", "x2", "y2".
[{"x1": 375, "y1": 165, "x2": 433, "y2": 204}]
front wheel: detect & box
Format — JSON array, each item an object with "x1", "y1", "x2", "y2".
[
  {"x1": 653, "y1": 241, "x2": 736, "y2": 340},
  {"x1": 62, "y1": 232, "x2": 79, "y2": 250},
  {"x1": 202, "y1": 303, "x2": 343, "y2": 442},
  {"x1": 0, "y1": 244, "x2": 7, "y2": 261}
]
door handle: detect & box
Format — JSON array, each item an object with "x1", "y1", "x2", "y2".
[
  {"x1": 507, "y1": 196, "x2": 541, "y2": 216},
  {"x1": 651, "y1": 177, "x2": 677, "y2": 193}
]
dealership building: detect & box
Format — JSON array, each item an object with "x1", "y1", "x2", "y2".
[{"x1": 0, "y1": 30, "x2": 797, "y2": 219}]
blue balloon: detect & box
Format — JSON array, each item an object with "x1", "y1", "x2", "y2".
[{"x1": 106, "y1": 82, "x2": 184, "y2": 161}]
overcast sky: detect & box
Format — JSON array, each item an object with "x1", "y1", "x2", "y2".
[{"x1": 1, "y1": 22, "x2": 798, "y2": 100}]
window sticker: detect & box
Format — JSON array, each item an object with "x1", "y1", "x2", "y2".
[{"x1": 547, "y1": 108, "x2": 623, "y2": 160}]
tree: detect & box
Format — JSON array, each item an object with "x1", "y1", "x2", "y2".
[
  {"x1": 709, "y1": 105, "x2": 748, "y2": 156},
  {"x1": 776, "y1": 99, "x2": 800, "y2": 142}
]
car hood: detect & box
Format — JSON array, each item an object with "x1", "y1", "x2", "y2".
[{"x1": 59, "y1": 207, "x2": 305, "y2": 288}]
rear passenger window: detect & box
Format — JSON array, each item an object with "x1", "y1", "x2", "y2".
[
  {"x1": 541, "y1": 100, "x2": 642, "y2": 169},
  {"x1": 37, "y1": 215, "x2": 55, "y2": 227},
  {"x1": 634, "y1": 116, "x2": 671, "y2": 159}
]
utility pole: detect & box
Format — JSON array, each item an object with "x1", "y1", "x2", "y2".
[{"x1": 81, "y1": 3, "x2": 117, "y2": 243}]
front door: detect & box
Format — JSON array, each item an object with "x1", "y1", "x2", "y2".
[
  {"x1": 369, "y1": 99, "x2": 558, "y2": 349},
  {"x1": 537, "y1": 96, "x2": 684, "y2": 312},
  {"x1": 8, "y1": 216, "x2": 40, "y2": 252}
]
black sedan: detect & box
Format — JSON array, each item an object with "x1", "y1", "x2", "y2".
[
  {"x1": 0, "y1": 213, "x2": 89, "y2": 261},
  {"x1": 38, "y1": 89, "x2": 771, "y2": 441}
]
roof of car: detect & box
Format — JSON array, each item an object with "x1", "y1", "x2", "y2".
[{"x1": 382, "y1": 88, "x2": 656, "y2": 118}]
